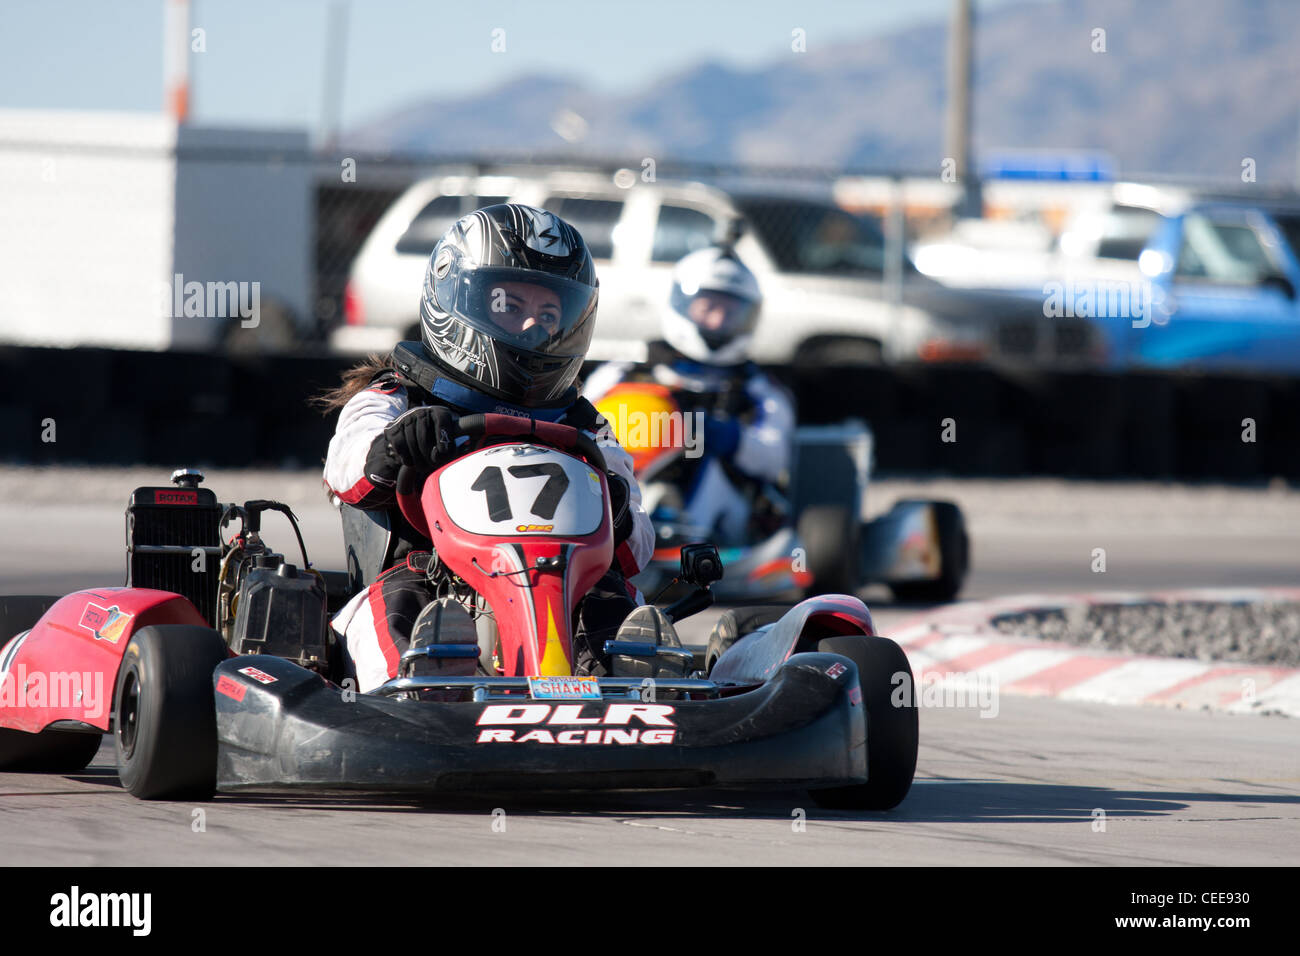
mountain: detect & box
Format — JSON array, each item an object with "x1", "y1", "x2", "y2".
[{"x1": 344, "y1": 0, "x2": 1300, "y2": 182}]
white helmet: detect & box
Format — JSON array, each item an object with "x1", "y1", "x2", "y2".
[{"x1": 662, "y1": 247, "x2": 762, "y2": 365}]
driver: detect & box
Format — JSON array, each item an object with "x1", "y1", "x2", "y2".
[
  {"x1": 583, "y1": 246, "x2": 794, "y2": 545},
  {"x1": 317, "y1": 203, "x2": 653, "y2": 690}
]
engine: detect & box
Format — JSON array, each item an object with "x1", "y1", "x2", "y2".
[{"x1": 126, "y1": 468, "x2": 335, "y2": 674}]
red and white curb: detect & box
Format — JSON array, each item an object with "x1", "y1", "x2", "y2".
[{"x1": 887, "y1": 589, "x2": 1300, "y2": 718}]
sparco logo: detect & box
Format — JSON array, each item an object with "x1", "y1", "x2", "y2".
[
  {"x1": 49, "y1": 886, "x2": 151, "y2": 936},
  {"x1": 475, "y1": 703, "x2": 677, "y2": 744}
]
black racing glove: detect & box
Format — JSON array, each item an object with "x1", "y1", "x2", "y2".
[{"x1": 384, "y1": 406, "x2": 459, "y2": 470}]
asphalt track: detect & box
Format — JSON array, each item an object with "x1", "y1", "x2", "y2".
[{"x1": 2, "y1": 472, "x2": 1297, "y2": 864}]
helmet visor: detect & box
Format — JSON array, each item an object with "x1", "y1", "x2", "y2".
[
  {"x1": 670, "y1": 286, "x2": 760, "y2": 342},
  {"x1": 437, "y1": 266, "x2": 598, "y2": 356}
]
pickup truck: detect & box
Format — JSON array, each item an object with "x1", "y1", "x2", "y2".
[
  {"x1": 1108, "y1": 201, "x2": 1300, "y2": 373},
  {"x1": 333, "y1": 169, "x2": 991, "y2": 367},
  {"x1": 909, "y1": 193, "x2": 1300, "y2": 374},
  {"x1": 980, "y1": 199, "x2": 1300, "y2": 374}
]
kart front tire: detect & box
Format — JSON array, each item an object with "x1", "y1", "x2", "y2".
[
  {"x1": 114, "y1": 625, "x2": 228, "y2": 800},
  {"x1": 811, "y1": 634, "x2": 918, "y2": 811},
  {"x1": 887, "y1": 501, "x2": 968, "y2": 605}
]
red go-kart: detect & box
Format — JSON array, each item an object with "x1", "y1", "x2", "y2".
[{"x1": 0, "y1": 414, "x2": 919, "y2": 809}]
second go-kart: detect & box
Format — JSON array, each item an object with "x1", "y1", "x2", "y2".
[
  {"x1": 0, "y1": 414, "x2": 918, "y2": 809},
  {"x1": 593, "y1": 382, "x2": 970, "y2": 604}
]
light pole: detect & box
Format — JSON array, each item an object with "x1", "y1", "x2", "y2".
[{"x1": 945, "y1": 0, "x2": 982, "y2": 219}]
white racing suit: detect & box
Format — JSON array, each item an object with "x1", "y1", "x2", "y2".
[
  {"x1": 324, "y1": 365, "x2": 654, "y2": 692},
  {"x1": 582, "y1": 345, "x2": 796, "y2": 546}
]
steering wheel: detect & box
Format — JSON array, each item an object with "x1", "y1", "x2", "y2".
[
  {"x1": 395, "y1": 413, "x2": 608, "y2": 540},
  {"x1": 456, "y1": 414, "x2": 607, "y2": 473}
]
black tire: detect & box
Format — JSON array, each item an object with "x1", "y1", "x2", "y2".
[
  {"x1": 811, "y1": 634, "x2": 918, "y2": 811},
  {"x1": 798, "y1": 505, "x2": 860, "y2": 597},
  {"x1": 887, "y1": 501, "x2": 969, "y2": 605},
  {"x1": 0, "y1": 595, "x2": 61, "y2": 642},
  {"x1": 704, "y1": 605, "x2": 789, "y2": 674},
  {"x1": 0, "y1": 728, "x2": 102, "y2": 772},
  {"x1": 114, "y1": 625, "x2": 229, "y2": 800}
]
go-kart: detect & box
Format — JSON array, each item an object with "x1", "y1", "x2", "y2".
[
  {"x1": 0, "y1": 414, "x2": 918, "y2": 809},
  {"x1": 592, "y1": 383, "x2": 970, "y2": 604}
]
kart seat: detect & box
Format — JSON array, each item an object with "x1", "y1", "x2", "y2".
[{"x1": 340, "y1": 504, "x2": 396, "y2": 596}]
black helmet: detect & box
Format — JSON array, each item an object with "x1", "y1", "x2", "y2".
[{"x1": 419, "y1": 203, "x2": 599, "y2": 406}]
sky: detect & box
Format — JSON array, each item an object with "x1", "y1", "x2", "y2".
[{"x1": 0, "y1": 0, "x2": 1049, "y2": 140}]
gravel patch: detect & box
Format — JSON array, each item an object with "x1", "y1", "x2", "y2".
[{"x1": 991, "y1": 601, "x2": 1300, "y2": 667}]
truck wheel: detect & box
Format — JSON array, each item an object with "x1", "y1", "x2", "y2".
[
  {"x1": 888, "y1": 502, "x2": 968, "y2": 604},
  {"x1": 114, "y1": 625, "x2": 229, "y2": 800},
  {"x1": 795, "y1": 338, "x2": 883, "y2": 368},
  {"x1": 0, "y1": 729, "x2": 102, "y2": 772},
  {"x1": 224, "y1": 299, "x2": 300, "y2": 354},
  {"x1": 705, "y1": 605, "x2": 789, "y2": 674},
  {"x1": 811, "y1": 634, "x2": 918, "y2": 811},
  {"x1": 798, "y1": 505, "x2": 860, "y2": 597}
]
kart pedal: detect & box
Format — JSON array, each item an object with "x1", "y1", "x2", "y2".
[
  {"x1": 408, "y1": 597, "x2": 479, "y2": 678},
  {"x1": 606, "y1": 606, "x2": 694, "y2": 680}
]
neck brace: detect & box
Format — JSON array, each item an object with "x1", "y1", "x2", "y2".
[{"x1": 391, "y1": 341, "x2": 575, "y2": 421}]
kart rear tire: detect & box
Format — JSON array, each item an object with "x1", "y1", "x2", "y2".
[
  {"x1": 887, "y1": 501, "x2": 968, "y2": 605},
  {"x1": 704, "y1": 605, "x2": 790, "y2": 674},
  {"x1": 0, "y1": 595, "x2": 61, "y2": 641},
  {"x1": 810, "y1": 634, "x2": 918, "y2": 811},
  {"x1": 0, "y1": 728, "x2": 102, "y2": 772},
  {"x1": 114, "y1": 625, "x2": 228, "y2": 800},
  {"x1": 798, "y1": 505, "x2": 860, "y2": 597}
]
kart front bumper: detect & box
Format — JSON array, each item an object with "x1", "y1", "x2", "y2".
[{"x1": 212, "y1": 652, "x2": 867, "y2": 793}]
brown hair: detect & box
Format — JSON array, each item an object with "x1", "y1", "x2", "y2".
[{"x1": 311, "y1": 353, "x2": 396, "y2": 414}]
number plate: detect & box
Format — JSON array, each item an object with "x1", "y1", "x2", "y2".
[
  {"x1": 437, "y1": 444, "x2": 605, "y2": 537},
  {"x1": 527, "y1": 676, "x2": 603, "y2": 700}
]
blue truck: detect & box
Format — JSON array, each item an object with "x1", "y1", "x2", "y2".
[{"x1": 1078, "y1": 201, "x2": 1300, "y2": 374}]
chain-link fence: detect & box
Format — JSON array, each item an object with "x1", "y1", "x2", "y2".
[
  {"x1": 311, "y1": 149, "x2": 1300, "y2": 373},
  {"x1": 52, "y1": 137, "x2": 1280, "y2": 373}
]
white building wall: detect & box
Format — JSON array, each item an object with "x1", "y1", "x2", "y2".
[
  {"x1": 0, "y1": 109, "x2": 312, "y2": 351},
  {"x1": 0, "y1": 110, "x2": 177, "y2": 349}
]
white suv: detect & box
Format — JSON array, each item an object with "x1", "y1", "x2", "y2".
[{"x1": 334, "y1": 170, "x2": 977, "y2": 365}]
